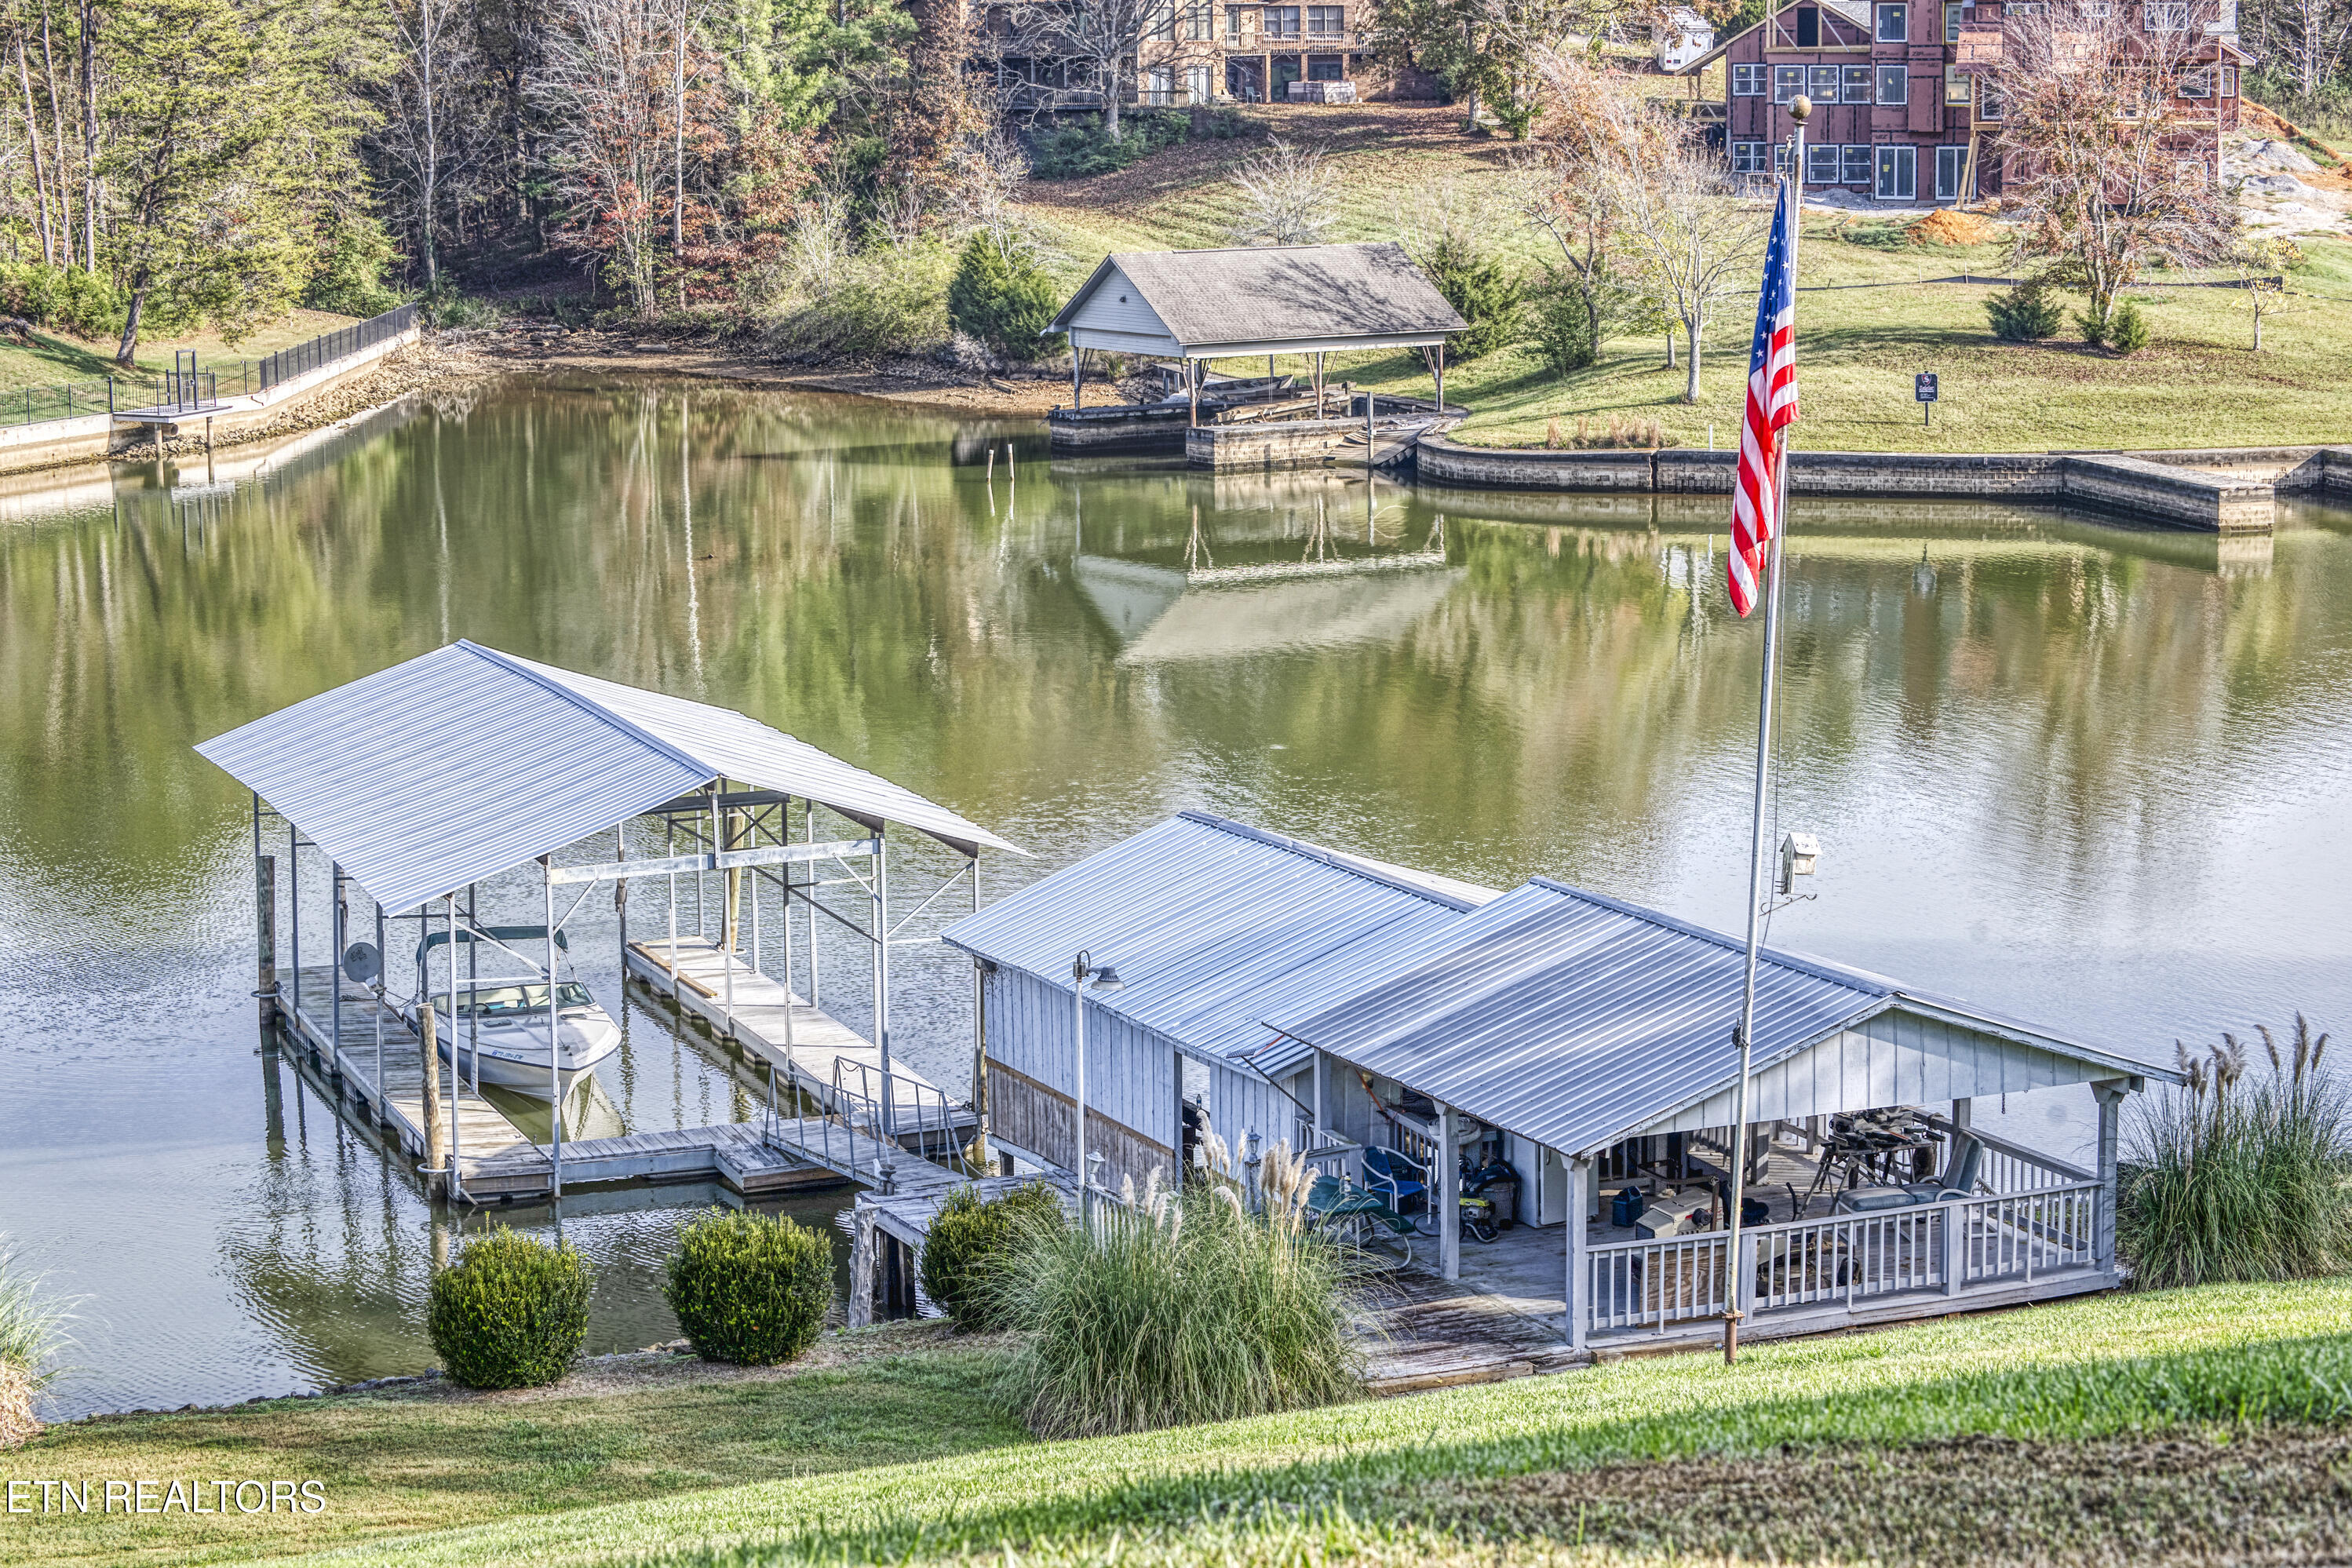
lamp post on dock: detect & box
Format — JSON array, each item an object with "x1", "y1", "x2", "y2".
[{"x1": 1068, "y1": 950, "x2": 1123, "y2": 1214}]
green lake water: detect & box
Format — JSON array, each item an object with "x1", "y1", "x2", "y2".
[{"x1": 4, "y1": 374, "x2": 2350, "y2": 1417}]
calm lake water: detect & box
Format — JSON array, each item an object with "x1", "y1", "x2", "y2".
[{"x1": 5, "y1": 375, "x2": 2350, "y2": 1419}]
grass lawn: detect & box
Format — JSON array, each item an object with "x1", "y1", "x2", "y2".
[
  {"x1": 0, "y1": 311, "x2": 362, "y2": 400},
  {"x1": 5, "y1": 1278, "x2": 2348, "y2": 1566},
  {"x1": 1015, "y1": 104, "x2": 2352, "y2": 454}
]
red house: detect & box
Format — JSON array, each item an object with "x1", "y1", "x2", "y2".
[{"x1": 1681, "y1": 0, "x2": 2249, "y2": 203}]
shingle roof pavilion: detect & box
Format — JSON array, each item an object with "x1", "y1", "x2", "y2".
[{"x1": 1046, "y1": 242, "x2": 1468, "y2": 359}]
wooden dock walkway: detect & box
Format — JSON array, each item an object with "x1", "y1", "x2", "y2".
[
  {"x1": 624, "y1": 936, "x2": 977, "y2": 1144},
  {"x1": 280, "y1": 967, "x2": 841, "y2": 1203}
]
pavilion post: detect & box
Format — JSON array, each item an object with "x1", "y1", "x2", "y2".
[
  {"x1": 970, "y1": 855, "x2": 987, "y2": 1169},
  {"x1": 256, "y1": 851, "x2": 276, "y2": 1037},
  {"x1": 615, "y1": 819, "x2": 628, "y2": 972},
  {"x1": 466, "y1": 886, "x2": 480, "y2": 1090},
  {"x1": 446, "y1": 895, "x2": 461, "y2": 1201},
  {"x1": 288, "y1": 822, "x2": 301, "y2": 1025},
  {"x1": 665, "y1": 816, "x2": 680, "y2": 1001},
  {"x1": 716, "y1": 793, "x2": 735, "y2": 1041},
  {"x1": 373, "y1": 902, "x2": 386, "y2": 1122},
  {"x1": 545, "y1": 856, "x2": 563, "y2": 1198},
  {"x1": 330, "y1": 863, "x2": 346, "y2": 1073},
  {"x1": 872, "y1": 829, "x2": 892, "y2": 1135},
  {"x1": 2093, "y1": 1081, "x2": 2126, "y2": 1272},
  {"x1": 419, "y1": 1000, "x2": 445, "y2": 1192},
  {"x1": 1072, "y1": 348, "x2": 1082, "y2": 410},
  {"x1": 1434, "y1": 342, "x2": 1446, "y2": 414},
  {"x1": 1437, "y1": 1103, "x2": 1460, "y2": 1282},
  {"x1": 1566, "y1": 1155, "x2": 1590, "y2": 1351},
  {"x1": 1187, "y1": 357, "x2": 1198, "y2": 427},
  {"x1": 1314, "y1": 352, "x2": 1325, "y2": 419},
  {"x1": 805, "y1": 800, "x2": 822, "y2": 1007}
]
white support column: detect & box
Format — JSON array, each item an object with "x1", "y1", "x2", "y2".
[
  {"x1": 1950, "y1": 1096, "x2": 1973, "y2": 1132},
  {"x1": 1437, "y1": 1103, "x2": 1460, "y2": 1282},
  {"x1": 1566, "y1": 1155, "x2": 1590, "y2": 1352},
  {"x1": 1310, "y1": 1049, "x2": 1325, "y2": 1146},
  {"x1": 2093, "y1": 1080, "x2": 2126, "y2": 1274}
]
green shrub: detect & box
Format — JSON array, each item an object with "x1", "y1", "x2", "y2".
[
  {"x1": 304, "y1": 208, "x2": 403, "y2": 317},
  {"x1": 0, "y1": 262, "x2": 124, "y2": 340},
  {"x1": 2120, "y1": 1018, "x2": 2352, "y2": 1290},
  {"x1": 425, "y1": 1229, "x2": 591, "y2": 1390},
  {"x1": 1422, "y1": 232, "x2": 1522, "y2": 362},
  {"x1": 947, "y1": 234, "x2": 1063, "y2": 361},
  {"x1": 1985, "y1": 279, "x2": 2065, "y2": 341},
  {"x1": 664, "y1": 1209, "x2": 833, "y2": 1366},
  {"x1": 997, "y1": 1168, "x2": 1358, "y2": 1437},
  {"x1": 1028, "y1": 111, "x2": 1195, "y2": 180},
  {"x1": 2103, "y1": 300, "x2": 2151, "y2": 353},
  {"x1": 1524, "y1": 268, "x2": 1597, "y2": 376},
  {"x1": 766, "y1": 243, "x2": 950, "y2": 361},
  {"x1": 919, "y1": 1182, "x2": 1064, "y2": 1330}
]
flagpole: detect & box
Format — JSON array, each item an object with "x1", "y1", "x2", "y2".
[{"x1": 1724, "y1": 94, "x2": 1807, "y2": 1368}]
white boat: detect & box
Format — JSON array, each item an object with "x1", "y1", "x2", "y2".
[{"x1": 413, "y1": 979, "x2": 621, "y2": 1096}]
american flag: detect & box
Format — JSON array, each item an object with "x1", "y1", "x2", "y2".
[{"x1": 1730, "y1": 179, "x2": 1799, "y2": 618}]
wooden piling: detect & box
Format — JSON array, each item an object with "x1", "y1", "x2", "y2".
[
  {"x1": 256, "y1": 853, "x2": 276, "y2": 1034},
  {"x1": 419, "y1": 1000, "x2": 447, "y2": 1194}
]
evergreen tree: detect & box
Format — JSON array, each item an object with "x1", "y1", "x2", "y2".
[
  {"x1": 946, "y1": 232, "x2": 1058, "y2": 359},
  {"x1": 1423, "y1": 232, "x2": 1520, "y2": 360}
]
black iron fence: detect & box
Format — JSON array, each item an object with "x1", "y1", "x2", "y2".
[
  {"x1": 0, "y1": 377, "x2": 119, "y2": 429},
  {"x1": 257, "y1": 303, "x2": 418, "y2": 390}
]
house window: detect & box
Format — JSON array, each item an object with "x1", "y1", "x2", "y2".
[
  {"x1": 1978, "y1": 84, "x2": 2004, "y2": 117},
  {"x1": 1774, "y1": 64, "x2": 1804, "y2": 101},
  {"x1": 1842, "y1": 64, "x2": 1873, "y2": 100},
  {"x1": 1185, "y1": 2, "x2": 1216, "y2": 38},
  {"x1": 1147, "y1": 2, "x2": 1174, "y2": 40},
  {"x1": 1936, "y1": 143, "x2": 1967, "y2": 199},
  {"x1": 1264, "y1": 5, "x2": 1300, "y2": 36},
  {"x1": 1876, "y1": 142, "x2": 1917, "y2": 198},
  {"x1": 1876, "y1": 2, "x2": 1907, "y2": 39},
  {"x1": 1809, "y1": 65, "x2": 1840, "y2": 100},
  {"x1": 1227, "y1": 5, "x2": 1244, "y2": 40},
  {"x1": 1776, "y1": 141, "x2": 1793, "y2": 173},
  {"x1": 1734, "y1": 63, "x2": 1766, "y2": 95},
  {"x1": 1945, "y1": 1, "x2": 1962, "y2": 38},
  {"x1": 2143, "y1": 1, "x2": 2188, "y2": 26},
  {"x1": 1187, "y1": 63, "x2": 1212, "y2": 100},
  {"x1": 1732, "y1": 140, "x2": 1770, "y2": 173},
  {"x1": 2179, "y1": 66, "x2": 2212, "y2": 97},
  {"x1": 1945, "y1": 66, "x2": 1972, "y2": 102},
  {"x1": 1143, "y1": 66, "x2": 1174, "y2": 102},
  {"x1": 1842, "y1": 142, "x2": 1873, "y2": 182},
  {"x1": 1795, "y1": 5, "x2": 1820, "y2": 44},
  {"x1": 2221, "y1": 64, "x2": 2238, "y2": 94},
  {"x1": 1307, "y1": 53, "x2": 1344, "y2": 76},
  {"x1": 1807, "y1": 142, "x2": 1841, "y2": 182},
  {"x1": 1307, "y1": 5, "x2": 1343, "y2": 34},
  {"x1": 1876, "y1": 64, "x2": 1908, "y2": 101}
]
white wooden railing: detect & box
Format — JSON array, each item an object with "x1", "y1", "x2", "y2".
[
  {"x1": 1583, "y1": 1178, "x2": 2104, "y2": 1340},
  {"x1": 1918, "y1": 1114, "x2": 2097, "y2": 1195}
]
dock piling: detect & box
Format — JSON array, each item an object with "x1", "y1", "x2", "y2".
[
  {"x1": 256, "y1": 851, "x2": 276, "y2": 1035},
  {"x1": 419, "y1": 1000, "x2": 446, "y2": 1192}
]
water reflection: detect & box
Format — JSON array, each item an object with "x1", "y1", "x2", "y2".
[{"x1": 3, "y1": 377, "x2": 2349, "y2": 1417}]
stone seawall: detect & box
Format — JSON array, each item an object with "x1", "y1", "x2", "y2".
[
  {"x1": 1185, "y1": 418, "x2": 1367, "y2": 472},
  {"x1": 1414, "y1": 435, "x2": 2352, "y2": 532},
  {"x1": 1046, "y1": 403, "x2": 1191, "y2": 454}
]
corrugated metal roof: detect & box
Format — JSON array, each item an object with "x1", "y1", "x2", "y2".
[
  {"x1": 939, "y1": 811, "x2": 1498, "y2": 1072},
  {"x1": 1047, "y1": 243, "x2": 1468, "y2": 353},
  {"x1": 1267, "y1": 877, "x2": 2175, "y2": 1155},
  {"x1": 195, "y1": 641, "x2": 1017, "y2": 916}
]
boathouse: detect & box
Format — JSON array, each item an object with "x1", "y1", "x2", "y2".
[
  {"x1": 195, "y1": 639, "x2": 1018, "y2": 1204},
  {"x1": 943, "y1": 814, "x2": 2179, "y2": 1352},
  {"x1": 1044, "y1": 242, "x2": 1468, "y2": 469}
]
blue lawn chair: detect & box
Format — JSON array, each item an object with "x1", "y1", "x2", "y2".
[
  {"x1": 1361, "y1": 1145, "x2": 1430, "y2": 1224},
  {"x1": 1304, "y1": 1173, "x2": 1418, "y2": 1267}
]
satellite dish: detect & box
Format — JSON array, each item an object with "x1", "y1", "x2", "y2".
[{"x1": 341, "y1": 941, "x2": 382, "y2": 984}]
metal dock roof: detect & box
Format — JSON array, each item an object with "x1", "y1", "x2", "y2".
[
  {"x1": 195, "y1": 640, "x2": 1017, "y2": 916},
  {"x1": 939, "y1": 811, "x2": 1498, "y2": 1071},
  {"x1": 1267, "y1": 877, "x2": 2177, "y2": 1157}
]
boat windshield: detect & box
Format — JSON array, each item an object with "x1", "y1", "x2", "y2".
[{"x1": 457, "y1": 982, "x2": 596, "y2": 1017}]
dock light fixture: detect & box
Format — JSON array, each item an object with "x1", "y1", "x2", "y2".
[
  {"x1": 1778, "y1": 832, "x2": 1821, "y2": 895},
  {"x1": 1070, "y1": 952, "x2": 1125, "y2": 1213}
]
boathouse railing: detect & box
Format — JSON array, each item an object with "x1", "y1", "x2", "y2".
[{"x1": 1583, "y1": 1176, "x2": 2106, "y2": 1339}]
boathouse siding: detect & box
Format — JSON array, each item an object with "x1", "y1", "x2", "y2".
[{"x1": 983, "y1": 965, "x2": 1182, "y2": 1187}]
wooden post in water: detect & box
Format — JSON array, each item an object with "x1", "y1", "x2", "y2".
[
  {"x1": 256, "y1": 852, "x2": 276, "y2": 1036},
  {"x1": 419, "y1": 999, "x2": 447, "y2": 1196}
]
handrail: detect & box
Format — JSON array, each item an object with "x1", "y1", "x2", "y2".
[
  {"x1": 257, "y1": 303, "x2": 418, "y2": 391},
  {"x1": 1917, "y1": 1112, "x2": 2098, "y2": 1187}
]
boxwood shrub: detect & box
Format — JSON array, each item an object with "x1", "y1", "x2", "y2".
[
  {"x1": 665, "y1": 1209, "x2": 832, "y2": 1365},
  {"x1": 919, "y1": 1181, "x2": 1065, "y2": 1331},
  {"x1": 425, "y1": 1229, "x2": 591, "y2": 1390}
]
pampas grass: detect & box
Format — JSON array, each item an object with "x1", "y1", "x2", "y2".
[
  {"x1": 996, "y1": 1147, "x2": 1359, "y2": 1438},
  {"x1": 0, "y1": 1237, "x2": 71, "y2": 1448},
  {"x1": 2120, "y1": 1016, "x2": 2352, "y2": 1289}
]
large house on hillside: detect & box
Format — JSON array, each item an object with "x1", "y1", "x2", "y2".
[
  {"x1": 1679, "y1": 0, "x2": 2252, "y2": 203},
  {"x1": 973, "y1": 1, "x2": 1440, "y2": 108}
]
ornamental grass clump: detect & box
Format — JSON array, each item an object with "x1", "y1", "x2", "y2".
[
  {"x1": 665, "y1": 1209, "x2": 832, "y2": 1366},
  {"x1": 919, "y1": 1181, "x2": 1064, "y2": 1332},
  {"x1": 999, "y1": 1143, "x2": 1358, "y2": 1438},
  {"x1": 2120, "y1": 1016, "x2": 2352, "y2": 1289},
  {"x1": 426, "y1": 1228, "x2": 591, "y2": 1390},
  {"x1": 0, "y1": 1238, "x2": 73, "y2": 1449}
]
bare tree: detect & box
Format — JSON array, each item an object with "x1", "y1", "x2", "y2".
[
  {"x1": 1003, "y1": 0, "x2": 1195, "y2": 138},
  {"x1": 1227, "y1": 137, "x2": 1337, "y2": 245},
  {"x1": 2242, "y1": 0, "x2": 2352, "y2": 100},
  {"x1": 533, "y1": 0, "x2": 676, "y2": 314},
  {"x1": 379, "y1": 0, "x2": 479, "y2": 291},
  {"x1": 1990, "y1": 0, "x2": 2236, "y2": 334},
  {"x1": 1516, "y1": 147, "x2": 1618, "y2": 362},
  {"x1": 1559, "y1": 72, "x2": 1763, "y2": 403}
]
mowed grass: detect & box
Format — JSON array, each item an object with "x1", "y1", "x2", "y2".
[
  {"x1": 1016, "y1": 104, "x2": 2352, "y2": 453},
  {"x1": 0, "y1": 310, "x2": 362, "y2": 397},
  {"x1": 6, "y1": 1277, "x2": 2347, "y2": 1566}
]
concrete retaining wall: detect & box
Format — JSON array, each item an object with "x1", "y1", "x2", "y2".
[
  {"x1": 0, "y1": 325, "x2": 421, "y2": 476},
  {"x1": 1047, "y1": 403, "x2": 1191, "y2": 454},
  {"x1": 1415, "y1": 434, "x2": 2352, "y2": 532},
  {"x1": 1185, "y1": 418, "x2": 1366, "y2": 472}
]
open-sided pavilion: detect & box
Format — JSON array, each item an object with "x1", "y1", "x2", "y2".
[{"x1": 195, "y1": 639, "x2": 1019, "y2": 1200}]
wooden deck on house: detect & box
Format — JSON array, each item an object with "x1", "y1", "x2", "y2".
[
  {"x1": 279, "y1": 967, "x2": 843, "y2": 1202},
  {"x1": 1356, "y1": 1265, "x2": 1585, "y2": 1394}
]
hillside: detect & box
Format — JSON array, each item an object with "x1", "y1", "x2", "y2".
[
  {"x1": 1012, "y1": 104, "x2": 2352, "y2": 454},
  {"x1": 5, "y1": 1277, "x2": 2348, "y2": 1566}
]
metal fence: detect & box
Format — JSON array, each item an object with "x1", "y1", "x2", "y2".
[
  {"x1": 0, "y1": 377, "x2": 119, "y2": 429},
  {"x1": 257, "y1": 303, "x2": 418, "y2": 391}
]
